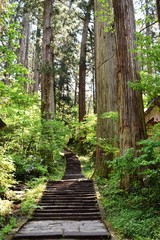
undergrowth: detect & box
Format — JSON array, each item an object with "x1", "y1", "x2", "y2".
[
  {"x1": 79, "y1": 155, "x2": 94, "y2": 179},
  {"x1": 97, "y1": 176, "x2": 160, "y2": 240},
  {"x1": 0, "y1": 217, "x2": 17, "y2": 240}
]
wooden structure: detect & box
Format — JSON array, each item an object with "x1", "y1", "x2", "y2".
[
  {"x1": 145, "y1": 97, "x2": 160, "y2": 134},
  {"x1": 0, "y1": 118, "x2": 6, "y2": 131}
]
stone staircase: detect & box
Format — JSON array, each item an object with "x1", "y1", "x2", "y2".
[{"x1": 12, "y1": 150, "x2": 110, "y2": 239}]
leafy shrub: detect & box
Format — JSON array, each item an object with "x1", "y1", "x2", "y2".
[
  {"x1": 39, "y1": 119, "x2": 70, "y2": 172},
  {"x1": 70, "y1": 114, "x2": 97, "y2": 153},
  {"x1": 1, "y1": 98, "x2": 70, "y2": 181},
  {"x1": 0, "y1": 148, "x2": 15, "y2": 195},
  {"x1": 0, "y1": 199, "x2": 13, "y2": 216},
  {"x1": 0, "y1": 217, "x2": 17, "y2": 240},
  {"x1": 13, "y1": 155, "x2": 48, "y2": 181}
]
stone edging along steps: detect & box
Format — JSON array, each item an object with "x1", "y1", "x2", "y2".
[{"x1": 12, "y1": 150, "x2": 111, "y2": 239}]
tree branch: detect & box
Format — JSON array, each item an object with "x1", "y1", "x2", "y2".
[
  {"x1": 97, "y1": 53, "x2": 115, "y2": 70},
  {"x1": 139, "y1": 20, "x2": 158, "y2": 33}
]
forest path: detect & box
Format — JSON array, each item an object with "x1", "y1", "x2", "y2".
[{"x1": 12, "y1": 150, "x2": 111, "y2": 240}]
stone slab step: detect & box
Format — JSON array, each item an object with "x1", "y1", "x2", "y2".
[
  {"x1": 41, "y1": 193, "x2": 96, "y2": 196},
  {"x1": 38, "y1": 202, "x2": 98, "y2": 207},
  {"x1": 13, "y1": 232, "x2": 109, "y2": 239},
  {"x1": 35, "y1": 208, "x2": 99, "y2": 213},
  {"x1": 33, "y1": 211, "x2": 99, "y2": 217},
  {"x1": 40, "y1": 204, "x2": 98, "y2": 208},
  {"x1": 41, "y1": 196, "x2": 96, "y2": 200},
  {"x1": 39, "y1": 206, "x2": 99, "y2": 210},
  {"x1": 39, "y1": 200, "x2": 97, "y2": 204},
  {"x1": 31, "y1": 216, "x2": 101, "y2": 220}
]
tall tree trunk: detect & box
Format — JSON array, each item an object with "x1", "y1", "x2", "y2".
[
  {"x1": 94, "y1": 0, "x2": 118, "y2": 177},
  {"x1": 19, "y1": 12, "x2": 30, "y2": 67},
  {"x1": 79, "y1": 0, "x2": 93, "y2": 122},
  {"x1": 113, "y1": 0, "x2": 147, "y2": 190},
  {"x1": 74, "y1": 78, "x2": 78, "y2": 106},
  {"x1": 89, "y1": 28, "x2": 96, "y2": 113},
  {"x1": 145, "y1": 0, "x2": 152, "y2": 74},
  {"x1": 41, "y1": 0, "x2": 55, "y2": 120},
  {"x1": 19, "y1": 11, "x2": 30, "y2": 91},
  {"x1": 33, "y1": 25, "x2": 41, "y2": 93}
]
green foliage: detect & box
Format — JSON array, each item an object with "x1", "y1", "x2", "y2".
[
  {"x1": 110, "y1": 148, "x2": 135, "y2": 178},
  {"x1": 40, "y1": 119, "x2": 70, "y2": 173},
  {"x1": 100, "y1": 111, "x2": 118, "y2": 122},
  {"x1": 97, "y1": 124, "x2": 160, "y2": 239},
  {"x1": 0, "y1": 217, "x2": 17, "y2": 240},
  {"x1": 21, "y1": 179, "x2": 46, "y2": 216},
  {"x1": 0, "y1": 3, "x2": 30, "y2": 85},
  {"x1": 98, "y1": 173, "x2": 160, "y2": 239},
  {"x1": 130, "y1": 33, "x2": 160, "y2": 102},
  {"x1": 70, "y1": 113, "x2": 118, "y2": 160},
  {"x1": 1, "y1": 80, "x2": 70, "y2": 180},
  {"x1": 0, "y1": 148, "x2": 15, "y2": 195},
  {"x1": 79, "y1": 155, "x2": 94, "y2": 178},
  {"x1": 71, "y1": 114, "x2": 97, "y2": 153}
]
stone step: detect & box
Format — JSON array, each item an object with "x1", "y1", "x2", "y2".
[
  {"x1": 40, "y1": 199, "x2": 97, "y2": 203},
  {"x1": 34, "y1": 208, "x2": 99, "y2": 213},
  {"x1": 37, "y1": 205, "x2": 99, "y2": 209},
  {"x1": 41, "y1": 196, "x2": 96, "y2": 200},
  {"x1": 43, "y1": 193, "x2": 95, "y2": 196},
  {"x1": 13, "y1": 232, "x2": 109, "y2": 239},
  {"x1": 33, "y1": 211, "x2": 100, "y2": 216},
  {"x1": 38, "y1": 202, "x2": 97, "y2": 207},
  {"x1": 31, "y1": 215, "x2": 101, "y2": 221}
]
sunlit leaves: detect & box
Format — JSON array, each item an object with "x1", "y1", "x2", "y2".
[
  {"x1": 132, "y1": 33, "x2": 160, "y2": 102},
  {"x1": 95, "y1": 0, "x2": 114, "y2": 32},
  {"x1": 0, "y1": 148, "x2": 15, "y2": 194}
]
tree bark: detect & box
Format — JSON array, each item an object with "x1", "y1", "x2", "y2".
[
  {"x1": 33, "y1": 25, "x2": 41, "y2": 93},
  {"x1": 19, "y1": 11, "x2": 30, "y2": 91},
  {"x1": 79, "y1": 0, "x2": 93, "y2": 122},
  {"x1": 113, "y1": 0, "x2": 147, "y2": 189},
  {"x1": 0, "y1": 0, "x2": 2, "y2": 33},
  {"x1": 19, "y1": 12, "x2": 30, "y2": 68},
  {"x1": 41, "y1": 0, "x2": 55, "y2": 120},
  {"x1": 145, "y1": 0, "x2": 153, "y2": 74},
  {"x1": 156, "y1": 0, "x2": 160, "y2": 27},
  {"x1": 94, "y1": 0, "x2": 118, "y2": 177},
  {"x1": 89, "y1": 28, "x2": 96, "y2": 113}
]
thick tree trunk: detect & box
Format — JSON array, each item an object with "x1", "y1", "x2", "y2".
[
  {"x1": 41, "y1": 0, "x2": 55, "y2": 120},
  {"x1": 94, "y1": 0, "x2": 118, "y2": 177},
  {"x1": 79, "y1": 0, "x2": 93, "y2": 122},
  {"x1": 113, "y1": 0, "x2": 147, "y2": 189}
]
